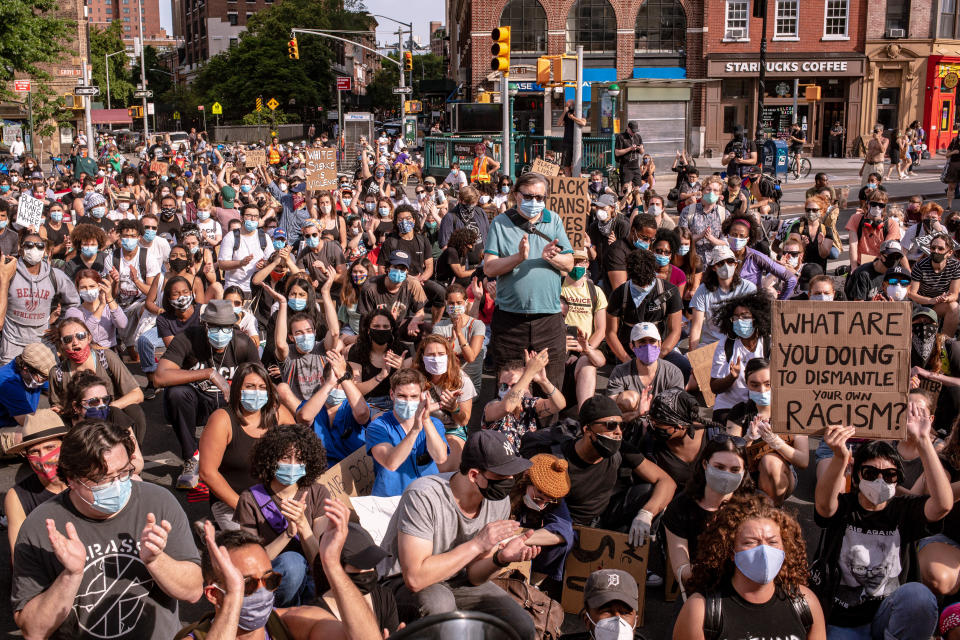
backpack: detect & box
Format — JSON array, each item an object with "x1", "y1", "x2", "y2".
[
  {"x1": 230, "y1": 228, "x2": 268, "y2": 260},
  {"x1": 492, "y1": 570, "x2": 565, "y2": 640},
  {"x1": 755, "y1": 173, "x2": 782, "y2": 202},
  {"x1": 518, "y1": 418, "x2": 582, "y2": 459},
  {"x1": 111, "y1": 246, "x2": 149, "y2": 288},
  {"x1": 702, "y1": 590, "x2": 813, "y2": 640},
  {"x1": 723, "y1": 334, "x2": 770, "y2": 363},
  {"x1": 620, "y1": 278, "x2": 671, "y2": 335}
]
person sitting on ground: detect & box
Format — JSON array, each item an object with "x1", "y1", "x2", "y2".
[
  {"x1": 608, "y1": 322, "x2": 684, "y2": 421},
  {"x1": 297, "y1": 352, "x2": 370, "y2": 466},
  {"x1": 709, "y1": 292, "x2": 772, "y2": 425},
  {"x1": 640, "y1": 389, "x2": 711, "y2": 492},
  {"x1": 846, "y1": 189, "x2": 898, "y2": 270},
  {"x1": 0, "y1": 343, "x2": 54, "y2": 432},
  {"x1": 688, "y1": 245, "x2": 757, "y2": 351},
  {"x1": 907, "y1": 231, "x2": 960, "y2": 338},
  {"x1": 844, "y1": 239, "x2": 905, "y2": 301}
]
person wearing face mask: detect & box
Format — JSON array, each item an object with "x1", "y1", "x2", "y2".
[
  {"x1": 782, "y1": 195, "x2": 835, "y2": 272},
  {"x1": 80, "y1": 191, "x2": 116, "y2": 234},
  {"x1": 708, "y1": 292, "x2": 770, "y2": 424},
  {"x1": 356, "y1": 250, "x2": 428, "y2": 337},
  {"x1": 260, "y1": 165, "x2": 311, "y2": 247},
  {"x1": 438, "y1": 185, "x2": 490, "y2": 265},
  {"x1": 907, "y1": 232, "x2": 960, "y2": 336},
  {"x1": 65, "y1": 269, "x2": 126, "y2": 349},
  {"x1": 42, "y1": 203, "x2": 73, "y2": 261},
  {"x1": 721, "y1": 124, "x2": 758, "y2": 179},
  {"x1": 414, "y1": 335, "x2": 477, "y2": 469},
  {"x1": 800, "y1": 272, "x2": 837, "y2": 302},
  {"x1": 679, "y1": 175, "x2": 725, "y2": 263},
  {"x1": 219, "y1": 204, "x2": 275, "y2": 296},
  {"x1": 63, "y1": 369, "x2": 144, "y2": 471},
  {"x1": 297, "y1": 354, "x2": 370, "y2": 467},
  {"x1": 233, "y1": 424, "x2": 330, "y2": 607},
  {"x1": 108, "y1": 193, "x2": 137, "y2": 222},
  {"x1": 723, "y1": 214, "x2": 796, "y2": 298},
  {"x1": 0, "y1": 343, "x2": 55, "y2": 435},
  {"x1": 876, "y1": 264, "x2": 912, "y2": 303},
  {"x1": 675, "y1": 494, "x2": 826, "y2": 639},
  {"x1": 815, "y1": 403, "x2": 950, "y2": 639},
  {"x1": 364, "y1": 368, "x2": 449, "y2": 497},
  {"x1": 608, "y1": 322, "x2": 684, "y2": 419},
  {"x1": 377, "y1": 429, "x2": 538, "y2": 636},
  {"x1": 564, "y1": 569, "x2": 642, "y2": 640},
  {"x1": 900, "y1": 202, "x2": 945, "y2": 263},
  {"x1": 848, "y1": 190, "x2": 898, "y2": 270},
  {"x1": 587, "y1": 193, "x2": 628, "y2": 284},
  {"x1": 12, "y1": 420, "x2": 203, "y2": 640},
  {"x1": 378, "y1": 205, "x2": 439, "y2": 303},
  {"x1": 907, "y1": 307, "x2": 960, "y2": 436},
  {"x1": 845, "y1": 239, "x2": 905, "y2": 302},
  {"x1": 0, "y1": 232, "x2": 79, "y2": 365},
  {"x1": 0, "y1": 208, "x2": 17, "y2": 256},
  {"x1": 194, "y1": 196, "x2": 224, "y2": 248}
]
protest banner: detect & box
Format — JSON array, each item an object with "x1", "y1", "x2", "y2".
[
  {"x1": 351, "y1": 495, "x2": 401, "y2": 545},
  {"x1": 304, "y1": 147, "x2": 338, "y2": 191},
  {"x1": 561, "y1": 526, "x2": 648, "y2": 624},
  {"x1": 15, "y1": 194, "x2": 44, "y2": 231},
  {"x1": 687, "y1": 343, "x2": 718, "y2": 408},
  {"x1": 546, "y1": 176, "x2": 589, "y2": 249},
  {"x1": 532, "y1": 157, "x2": 560, "y2": 177},
  {"x1": 318, "y1": 446, "x2": 374, "y2": 509},
  {"x1": 245, "y1": 149, "x2": 266, "y2": 168},
  {"x1": 771, "y1": 300, "x2": 910, "y2": 437},
  {"x1": 149, "y1": 161, "x2": 168, "y2": 175}
]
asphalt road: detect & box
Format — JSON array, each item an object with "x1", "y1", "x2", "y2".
[{"x1": 0, "y1": 159, "x2": 952, "y2": 638}]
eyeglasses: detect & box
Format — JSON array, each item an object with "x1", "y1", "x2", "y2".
[
  {"x1": 530, "y1": 488, "x2": 559, "y2": 505},
  {"x1": 81, "y1": 395, "x2": 113, "y2": 409},
  {"x1": 711, "y1": 433, "x2": 747, "y2": 447},
  {"x1": 518, "y1": 192, "x2": 545, "y2": 202},
  {"x1": 60, "y1": 331, "x2": 89, "y2": 345},
  {"x1": 415, "y1": 191, "x2": 425, "y2": 195},
  {"x1": 21, "y1": 241, "x2": 46, "y2": 251},
  {"x1": 860, "y1": 465, "x2": 900, "y2": 483},
  {"x1": 886, "y1": 278, "x2": 911, "y2": 286},
  {"x1": 783, "y1": 250, "x2": 801, "y2": 257},
  {"x1": 653, "y1": 248, "x2": 672, "y2": 256},
  {"x1": 804, "y1": 208, "x2": 821, "y2": 214},
  {"x1": 82, "y1": 463, "x2": 135, "y2": 488}
]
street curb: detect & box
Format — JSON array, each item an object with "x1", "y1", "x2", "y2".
[{"x1": 779, "y1": 187, "x2": 947, "y2": 215}]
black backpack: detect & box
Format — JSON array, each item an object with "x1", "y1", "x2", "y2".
[
  {"x1": 703, "y1": 590, "x2": 813, "y2": 639},
  {"x1": 518, "y1": 418, "x2": 582, "y2": 459},
  {"x1": 229, "y1": 228, "x2": 268, "y2": 259}
]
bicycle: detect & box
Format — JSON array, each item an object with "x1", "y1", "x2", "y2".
[{"x1": 788, "y1": 152, "x2": 811, "y2": 180}]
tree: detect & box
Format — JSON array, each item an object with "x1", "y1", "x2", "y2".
[
  {"x1": 131, "y1": 46, "x2": 174, "y2": 98},
  {"x1": 366, "y1": 53, "x2": 446, "y2": 115},
  {"x1": 89, "y1": 21, "x2": 136, "y2": 108},
  {"x1": 0, "y1": 0, "x2": 76, "y2": 137}
]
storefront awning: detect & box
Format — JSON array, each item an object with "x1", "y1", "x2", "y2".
[{"x1": 91, "y1": 109, "x2": 132, "y2": 125}]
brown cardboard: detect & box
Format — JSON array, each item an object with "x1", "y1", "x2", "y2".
[
  {"x1": 149, "y1": 161, "x2": 168, "y2": 175},
  {"x1": 532, "y1": 157, "x2": 561, "y2": 177},
  {"x1": 687, "y1": 342, "x2": 718, "y2": 407},
  {"x1": 771, "y1": 300, "x2": 910, "y2": 436},
  {"x1": 317, "y1": 446, "x2": 374, "y2": 509},
  {"x1": 245, "y1": 149, "x2": 266, "y2": 168},
  {"x1": 546, "y1": 176, "x2": 589, "y2": 249},
  {"x1": 560, "y1": 526, "x2": 647, "y2": 625},
  {"x1": 305, "y1": 148, "x2": 338, "y2": 191}
]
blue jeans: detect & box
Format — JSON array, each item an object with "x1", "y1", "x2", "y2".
[
  {"x1": 271, "y1": 550, "x2": 314, "y2": 608},
  {"x1": 136, "y1": 327, "x2": 163, "y2": 374},
  {"x1": 826, "y1": 582, "x2": 938, "y2": 640}
]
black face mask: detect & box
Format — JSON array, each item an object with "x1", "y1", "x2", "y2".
[
  {"x1": 913, "y1": 323, "x2": 938, "y2": 361},
  {"x1": 369, "y1": 328, "x2": 393, "y2": 345},
  {"x1": 948, "y1": 219, "x2": 960, "y2": 233},
  {"x1": 591, "y1": 431, "x2": 621, "y2": 458},
  {"x1": 169, "y1": 257, "x2": 190, "y2": 273},
  {"x1": 650, "y1": 427, "x2": 673, "y2": 443},
  {"x1": 348, "y1": 570, "x2": 378, "y2": 595},
  {"x1": 160, "y1": 207, "x2": 176, "y2": 219},
  {"x1": 478, "y1": 474, "x2": 515, "y2": 501}
]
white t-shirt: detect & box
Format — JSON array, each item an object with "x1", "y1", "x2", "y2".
[
  {"x1": 444, "y1": 170, "x2": 467, "y2": 188},
  {"x1": 140, "y1": 236, "x2": 171, "y2": 267},
  {"x1": 220, "y1": 228, "x2": 275, "y2": 291},
  {"x1": 711, "y1": 337, "x2": 765, "y2": 411},
  {"x1": 118, "y1": 247, "x2": 161, "y2": 302},
  {"x1": 197, "y1": 219, "x2": 223, "y2": 244}
]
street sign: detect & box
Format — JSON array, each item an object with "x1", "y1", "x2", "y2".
[
  {"x1": 256, "y1": 97, "x2": 263, "y2": 112},
  {"x1": 336, "y1": 77, "x2": 352, "y2": 91},
  {"x1": 74, "y1": 86, "x2": 99, "y2": 96},
  {"x1": 147, "y1": 102, "x2": 155, "y2": 115},
  {"x1": 197, "y1": 104, "x2": 204, "y2": 111},
  {"x1": 266, "y1": 98, "x2": 279, "y2": 111},
  {"x1": 13, "y1": 80, "x2": 30, "y2": 92},
  {"x1": 211, "y1": 102, "x2": 222, "y2": 115},
  {"x1": 392, "y1": 86, "x2": 412, "y2": 95},
  {"x1": 173, "y1": 111, "x2": 180, "y2": 120},
  {"x1": 133, "y1": 89, "x2": 153, "y2": 98}
]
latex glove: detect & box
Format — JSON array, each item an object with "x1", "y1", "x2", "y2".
[
  {"x1": 757, "y1": 420, "x2": 786, "y2": 451},
  {"x1": 628, "y1": 509, "x2": 654, "y2": 547}
]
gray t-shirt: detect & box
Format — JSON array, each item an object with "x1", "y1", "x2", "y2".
[
  {"x1": 12, "y1": 482, "x2": 200, "y2": 640},
  {"x1": 432, "y1": 318, "x2": 486, "y2": 357},
  {"x1": 606, "y1": 358, "x2": 684, "y2": 397},
  {"x1": 689, "y1": 279, "x2": 758, "y2": 346},
  {"x1": 379, "y1": 472, "x2": 510, "y2": 579}
]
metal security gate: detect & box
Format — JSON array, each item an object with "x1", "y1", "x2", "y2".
[{"x1": 625, "y1": 101, "x2": 687, "y2": 157}]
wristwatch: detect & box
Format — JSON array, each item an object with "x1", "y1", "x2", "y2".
[{"x1": 492, "y1": 547, "x2": 509, "y2": 568}]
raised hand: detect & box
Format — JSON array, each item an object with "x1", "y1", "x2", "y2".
[
  {"x1": 906, "y1": 396, "x2": 932, "y2": 444},
  {"x1": 384, "y1": 349, "x2": 406, "y2": 370},
  {"x1": 139, "y1": 512, "x2": 171, "y2": 565},
  {"x1": 261, "y1": 283, "x2": 286, "y2": 304},
  {"x1": 470, "y1": 276, "x2": 483, "y2": 302},
  {"x1": 638, "y1": 385, "x2": 653, "y2": 416},
  {"x1": 729, "y1": 356, "x2": 743, "y2": 380},
  {"x1": 438, "y1": 388, "x2": 462, "y2": 413},
  {"x1": 823, "y1": 424, "x2": 856, "y2": 460},
  {"x1": 524, "y1": 348, "x2": 550, "y2": 376},
  {"x1": 327, "y1": 350, "x2": 348, "y2": 380},
  {"x1": 473, "y1": 519, "x2": 521, "y2": 555},
  {"x1": 279, "y1": 497, "x2": 308, "y2": 534},
  {"x1": 318, "y1": 498, "x2": 350, "y2": 566},
  {"x1": 47, "y1": 519, "x2": 86, "y2": 575}
]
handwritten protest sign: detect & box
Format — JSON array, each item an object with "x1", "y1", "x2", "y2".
[
  {"x1": 15, "y1": 194, "x2": 45, "y2": 231},
  {"x1": 546, "y1": 176, "x2": 589, "y2": 249},
  {"x1": 149, "y1": 161, "x2": 168, "y2": 175},
  {"x1": 245, "y1": 149, "x2": 266, "y2": 168},
  {"x1": 561, "y1": 526, "x2": 648, "y2": 624},
  {"x1": 687, "y1": 343, "x2": 718, "y2": 408},
  {"x1": 532, "y1": 157, "x2": 560, "y2": 177},
  {"x1": 318, "y1": 446, "x2": 374, "y2": 509},
  {"x1": 305, "y1": 147, "x2": 338, "y2": 191},
  {"x1": 771, "y1": 301, "x2": 910, "y2": 436}
]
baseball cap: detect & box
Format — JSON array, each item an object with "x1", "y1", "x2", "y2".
[
  {"x1": 272, "y1": 228, "x2": 286, "y2": 240},
  {"x1": 596, "y1": 194, "x2": 617, "y2": 209},
  {"x1": 880, "y1": 239, "x2": 904, "y2": 256},
  {"x1": 707, "y1": 245, "x2": 736, "y2": 266},
  {"x1": 460, "y1": 430, "x2": 532, "y2": 476},
  {"x1": 21, "y1": 343, "x2": 56, "y2": 376},
  {"x1": 579, "y1": 395, "x2": 622, "y2": 426},
  {"x1": 584, "y1": 569, "x2": 638, "y2": 611},
  {"x1": 885, "y1": 264, "x2": 911, "y2": 280},
  {"x1": 630, "y1": 322, "x2": 661, "y2": 343},
  {"x1": 913, "y1": 307, "x2": 938, "y2": 324},
  {"x1": 424, "y1": 176, "x2": 437, "y2": 184},
  {"x1": 389, "y1": 250, "x2": 411, "y2": 268},
  {"x1": 341, "y1": 522, "x2": 390, "y2": 570}
]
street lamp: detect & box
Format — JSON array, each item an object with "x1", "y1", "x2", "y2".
[
  {"x1": 508, "y1": 85, "x2": 519, "y2": 178},
  {"x1": 104, "y1": 50, "x2": 125, "y2": 131},
  {"x1": 607, "y1": 83, "x2": 620, "y2": 134}
]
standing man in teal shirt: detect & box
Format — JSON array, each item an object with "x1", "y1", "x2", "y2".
[{"x1": 484, "y1": 172, "x2": 574, "y2": 387}]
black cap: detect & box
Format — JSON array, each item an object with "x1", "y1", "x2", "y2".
[
  {"x1": 579, "y1": 395, "x2": 622, "y2": 426},
  {"x1": 341, "y1": 523, "x2": 390, "y2": 571},
  {"x1": 461, "y1": 431, "x2": 532, "y2": 476},
  {"x1": 584, "y1": 569, "x2": 638, "y2": 610},
  {"x1": 798, "y1": 263, "x2": 824, "y2": 291}
]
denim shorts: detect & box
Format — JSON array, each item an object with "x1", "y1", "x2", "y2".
[{"x1": 919, "y1": 533, "x2": 960, "y2": 551}]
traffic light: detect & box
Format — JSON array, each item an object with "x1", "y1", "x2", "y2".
[
  {"x1": 288, "y1": 36, "x2": 299, "y2": 60},
  {"x1": 404, "y1": 51, "x2": 413, "y2": 71},
  {"x1": 537, "y1": 56, "x2": 552, "y2": 86},
  {"x1": 490, "y1": 26, "x2": 510, "y2": 73}
]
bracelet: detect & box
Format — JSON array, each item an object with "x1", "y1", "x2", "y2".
[
  {"x1": 492, "y1": 548, "x2": 509, "y2": 568},
  {"x1": 545, "y1": 383, "x2": 557, "y2": 395},
  {"x1": 337, "y1": 372, "x2": 351, "y2": 384}
]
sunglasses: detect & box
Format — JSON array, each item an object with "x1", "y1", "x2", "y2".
[
  {"x1": 81, "y1": 395, "x2": 113, "y2": 409},
  {"x1": 518, "y1": 192, "x2": 545, "y2": 202},
  {"x1": 712, "y1": 433, "x2": 747, "y2": 447},
  {"x1": 22, "y1": 241, "x2": 46, "y2": 251},
  {"x1": 60, "y1": 331, "x2": 89, "y2": 345},
  {"x1": 804, "y1": 208, "x2": 820, "y2": 214},
  {"x1": 886, "y1": 278, "x2": 910, "y2": 286},
  {"x1": 216, "y1": 571, "x2": 283, "y2": 596},
  {"x1": 143, "y1": 225, "x2": 158, "y2": 231},
  {"x1": 860, "y1": 465, "x2": 900, "y2": 484},
  {"x1": 719, "y1": 258, "x2": 738, "y2": 267},
  {"x1": 783, "y1": 250, "x2": 801, "y2": 257}
]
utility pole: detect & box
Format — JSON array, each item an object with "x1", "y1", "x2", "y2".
[
  {"x1": 572, "y1": 45, "x2": 583, "y2": 177},
  {"x1": 501, "y1": 73, "x2": 509, "y2": 180},
  {"x1": 82, "y1": 11, "x2": 95, "y2": 157},
  {"x1": 397, "y1": 28, "x2": 406, "y2": 121},
  {"x1": 755, "y1": 0, "x2": 769, "y2": 150},
  {"x1": 137, "y1": 0, "x2": 149, "y2": 142}
]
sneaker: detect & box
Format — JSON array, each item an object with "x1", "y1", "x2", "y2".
[
  {"x1": 176, "y1": 455, "x2": 200, "y2": 490},
  {"x1": 187, "y1": 481, "x2": 210, "y2": 503},
  {"x1": 142, "y1": 385, "x2": 156, "y2": 401},
  {"x1": 646, "y1": 570, "x2": 664, "y2": 588}
]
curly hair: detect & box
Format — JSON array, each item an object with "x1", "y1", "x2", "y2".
[
  {"x1": 686, "y1": 493, "x2": 809, "y2": 597},
  {"x1": 702, "y1": 175, "x2": 724, "y2": 192},
  {"x1": 805, "y1": 194, "x2": 830, "y2": 216},
  {"x1": 250, "y1": 423, "x2": 327, "y2": 487},
  {"x1": 414, "y1": 334, "x2": 463, "y2": 392},
  {"x1": 626, "y1": 248, "x2": 657, "y2": 287},
  {"x1": 161, "y1": 276, "x2": 193, "y2": 315},
  {"x1": 72, "y1": 222, "x2": 109, "y2": 250},
  {"x1": 631, "y1": 213, "x2": 658, "y2": 234},
  {"x1": 713, "y1": 291, "x2": 772, "y2": 341},
  {"x1": 64, "y1": 369, "x2": 111, "y2": 421},
  {"x1": 448, "y1": 227, "x2": 477, "y2": 257},
  {"x1": 721, "y1": 214, "x2": 762, "y2": 246},
  {"x1": 684, "y1": 437, "x2": 754, "y2": 501},
  {"x1": 919, "y1": 202, "x2": 944, "y2": 220},
  {"x1": 654, "y1": 227, "x2": 679, "y2": 255}
]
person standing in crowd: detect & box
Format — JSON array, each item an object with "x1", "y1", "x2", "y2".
[
  {"x1": 557, "y1": 100, "x2": 587, "y2": 177},
  {"x1": 862, "y1": 123, "x2": 890, "y2": 187},
  {"x1": 829, "y1": 121, "x2": 846, "y2": 158},
  {"x1": 679, "y1": 175, "x2": 726, "y2": 263},
  {"x1": 615, "y1": 121, "x2": 645, "y2": 194},
  {"x1": 485, "y1": 172, "x2": 574, "y2": 389},
  {"x1": 721, "y1": 124, "x2": 757, "y2": 178}
]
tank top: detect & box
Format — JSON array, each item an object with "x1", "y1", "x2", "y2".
[
  {"x1": 710, "y1": 582, "x2": 808, "y2": 640},
  {"x1": 43, "y1": 223, "x2": 68, "y2": 259},
  {"x1": 216, "y1": 410, "x2": 263, "y2": 504},
  {"x1": 802, "y1": 224, "x2": 828, "y2": 271},
  {"x1": 13, "y1": 472, "x2": 58, "y2": 517},
  {"x1": 348, "y1": 344, "x2": 390, "y2": 398}
]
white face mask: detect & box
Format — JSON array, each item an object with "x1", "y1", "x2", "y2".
[
  {"x1": 859, "y1": 477, "x2": 896, "y2": 505},
  {"x1": 423, "y1": 354, "x2": 448, "y2": 375},
  {"x1": 321, "y1": 205, "x2": 332, "y2": 215},
  {"x1": 595, "y1": 208, "x2": 610, "y2": 222},
  {"x1": 716, "y1": 263, "x2": 736, "y2": 280},
  {"x1": 523, "y1": 490, "x2": 544, "y2": 512},
  {"x1": 588, "y1": 613, "x2": 635, "y2": 640},
  {"x1": 649, "y1": 204, "x2": 662, "y2": 216},
  {"x1": 809, "y1": 293, "x2": 834, "y2": 302},
  {"x1": 22, "y1": 247, "x2": 44, "y2": 265},
  {"x1": 786, "y1": 255, "x2": 799, "y2": 268},
  {"x1": 887, "y1": 284, "x2": 908, "y2": 301}
]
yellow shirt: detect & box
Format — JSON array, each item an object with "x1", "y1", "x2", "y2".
[{"x1": 562, "y1": 279, "x2": 607, "y2": 338}]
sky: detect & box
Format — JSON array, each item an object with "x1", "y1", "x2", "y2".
[{"x1": 157, "y1": 0, "x2": 441, "y2": 48}]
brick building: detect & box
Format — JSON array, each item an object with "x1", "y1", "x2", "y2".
[
  {"x1": 87, "y1": 0, "x2": 168, "y2": 44},
  {"x1": 173, "y1": 0, "x2": 281, "y2": 76}
]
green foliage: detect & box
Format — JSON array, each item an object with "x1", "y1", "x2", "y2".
[
  {"x1": 89, "y1": 21, "x2": 136, "y2": 108},
  {"x1": 131, "y1": 46, "x2": 174, "y2": 98},
  {"x1": 367, "y1": 53, "x2": 446, "y2": 114},
  {"x1": 241, "y1": 109, "x2": 299, "y2": 125}
]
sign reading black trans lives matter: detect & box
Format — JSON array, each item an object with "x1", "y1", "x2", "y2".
[{"x1": 771, "y1": 301, "x2": 910, "y2": 437}]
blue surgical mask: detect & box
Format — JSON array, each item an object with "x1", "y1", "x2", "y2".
[
  {"x1": 398, "y1": 219, "x2": 415, "y2": 234},
  {"x1": 294, "y1": 333, "x2": 315, "y2": 353},
  {"x1": 80, "y1": 475, "x2": 132, "y2": 515},
  {"x1": 678, "y1": 245, "x2": 690, "y2": 256},
  {"x1": 81, "y1": 245, "x2": 98, "y2": 258},
  {"x1": 189, "y1": 244, "x2": 200, "y2": 254},
  {"x1": 197, "y1": 209, "x2": 211, "y2": 220},
  {"x1": 326, "y1": 387, "x2": 347, "y2": 406},
  {"x1": 0, "y1": 185, "x2": 8, "y2": 193},
  {"x1": 273, "y1": 239, "x2": 286, "y2": 250},
  {"x1": 288, "y1": 297, "x2": 306, "y2": 311},
  {"x1": 378, "y1": 207, "x2": 390, "y2": 217},
  {"x1": 240, "y1": 184, "x2": 253, "y2": 193},
  {"x1": 501, "y1": 186, "x2": 510, "y2": 194},
  {"x1": 275, "y1": 462, "x2": 306, "y2": 486},
  {"x1": 207, "y1": 327, "x2": 234, "y2": 349},
  {"x1": 748, "y1": 389, "x2": 772, "y2": 406},
  {"x1": 0, "y1": 220, "x2": 8, "y2": 230},
  {"x1": 388, "y1": 268, "x2": 407, "y2": 284},
  {"x1": 237, "y1": 587, "x2": 275, "y2": 631},
  {"x1": 51, "y1": 211, "x2": 63, "y2": 222},
  {"x1": 84, "y1": 405, "x2": 111, "y2": 421},
  {"x1": 734, "y1": 544, "x2": 785, "y2": 585},
  {"x1": 628, "y1": 281, "x2": 653, "y2": 306},
  {"x1": 654, "y1": 254, "x2": 670, "y2": 267},
  {"x1": 733, "y1": 318, "x2": 754, "y2": 339},
  {"x1": 634, "y1": 239, "x2": 650, "y2": 250},
  {"x1": 518, "y1": 197, "x2": 545, "y2": 219},
  {"x1": 142, "y1": 229, "x2": 157, "y2": 243},
  {"x1": 244, "y1": 219, "x2": 258, "y2": 232},
  {"x1": 305, "y1": 236, "x2": 320, "y2": 248},
  {"x1": 394, "y1": 398, "x2": 419, "y2": 420},
  {"x1": 728, "y1": 237, "x2": 748, "y2": 252},
  {"x1": 240, "y1": 389, "x2": 269, "y2": 412},
  {"x1": 120, "y1": 237, "x2": 138, "y2": 252}
]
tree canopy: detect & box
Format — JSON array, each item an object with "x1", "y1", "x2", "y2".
[{"x1": 89, "y1": 21, "x2": 136, "y2": 108}]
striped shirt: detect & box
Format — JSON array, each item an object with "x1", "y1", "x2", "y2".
[{"x1": 912, "y1": 256, "x2": 960, "y2": 298}]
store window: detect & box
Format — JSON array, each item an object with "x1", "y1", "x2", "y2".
[
  {"x1": 566, "y1": 0, "x2": 616, "y2": 52},
  {"x1": 635, "y1": 0, "x2": 685, "y2": 52},
  {"x1": 500, "y1": 0, "x2": 547, "y2": 53},
  {"x1": 824, "y1": 0, "x2": 849, "y2": 37},
  {"x1": 942, "y1": 0, "x2": 960, "y2": 39},
  {"x1": 885, "y1": 0, "x2": 910, "y2": 35},
  {"x1": 723, "y1": 106, "x2": 738, "y2": 133},
  {"x1": 775, "y1": 0, "x2": 799, "y2": 37},
  {"x1": 722, "y1": 79, "x2": 751, "y2": 99},
  {"x1": 724, "y1": 0, "x2": 750, "y2": 40}
]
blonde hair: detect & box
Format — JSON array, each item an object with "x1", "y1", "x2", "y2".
[{"x1": 197, "y1": 197, "x2": 212, "y2": 208}]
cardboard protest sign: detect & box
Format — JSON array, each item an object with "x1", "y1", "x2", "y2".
[
  {"x1": 149, "y1": 161, "x2": 168, "y2": 175},
  {"x1": 245, "y1": 149, "x2": 266, "y2": 168},
  {"x1": 304, "y1": 147, "x2": 338, "y2": 191},
  {"x1": 318, "y1": 446, "x2": 374, "y2": 509},
  {"x1": 350, "y1": 495, "x2": 401, "y2": 546},
  {"x1": 532, "y1": 157, "x2": 560, "y2": 177},
  {"x1": 771, "y1": 300, "x2": 910, "y2": 437},
  {"x1": 15, "y1": 194, "x2": 44, "y2": 231},
  {"x1": 546, "y1": 176, "x2": 589, "y2": 249},
  {"x1": 687, "y1": 342, "x2": 718, "y2": 408},
  {"x1": 561, "y1": 526, "x2": 648, "y2": 624}
]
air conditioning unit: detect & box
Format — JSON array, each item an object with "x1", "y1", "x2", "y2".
[{"x1": 887, "y1": 28, "x2": 905, "y2": 38}]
